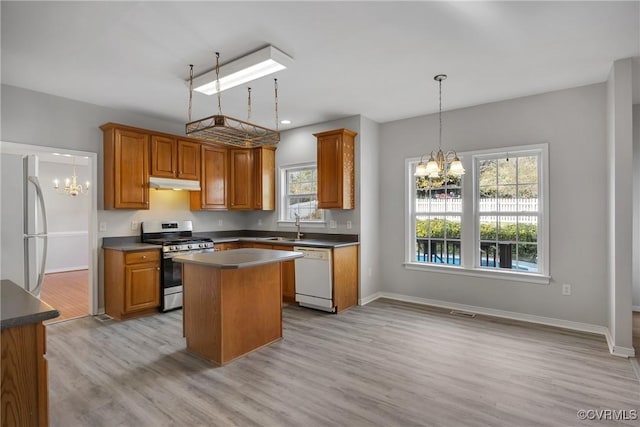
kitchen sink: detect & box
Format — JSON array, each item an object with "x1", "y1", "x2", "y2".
[{"x1": 262, "y1": 237, "x2": 302, "y2": 242}]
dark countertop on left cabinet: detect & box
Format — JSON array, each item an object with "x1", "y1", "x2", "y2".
[{"x1": 1, "y1": 279, "x2": 59, "y2": 329}]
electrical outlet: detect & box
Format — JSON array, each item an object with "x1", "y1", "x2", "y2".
[
  {"x1": 562, "y1": 284, "x2": 571, "y2": 296},
  {"x1": 131, "y1": 221, "x2": 138, "y2": 231},
  {"x1": 329, "y1": 220, "x2": 337, "y2": 229},
  {"x1": 258, "y1": 219, "x2": 263, "y2": 226},
  {"x1": 99, "y1": 222, "x2": 107, "y2": 232},
  {"x1": 346, "y1": 221, "x2": 352, "y2": 229},
  {"x1": 218, "y1": 219, "x2": 223, "y2": 226}
]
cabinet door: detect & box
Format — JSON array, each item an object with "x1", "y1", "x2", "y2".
[
  {"x1": 253, "y1": 147, "x2": 275, "y2": 210},
  {"x1": 316, "y1": 129, "x2": 356, "y2": 209},
  {"x1": 229, "y1": 149, "x2": 253, "y2": 209},
  {"x1": 272, "y1": 245, "x2": 295, "y2": 302},
  {"x1": 192, "y1": 145, "x2": 227, "y2": 210},
  {"x1": 317, "y1": 133, "x2": 343, "y2": 209},
  {"x1": 151, "y1": 135, "x2": 177, "y2": 178},
  {"x1": 114, "y1": 129, "x2": 149, "y2": 209},
  {"x1": 124, "y1": 262, "x2": 160, "y2": 313},
  {"x1": 177, "y1": 140, "x2": 200, "y2": 180}
]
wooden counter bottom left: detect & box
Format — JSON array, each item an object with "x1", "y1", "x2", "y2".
[
  {"x1": 182, "y1": 262, "x2": 282, "y2": 365},
  {"x1": 1, "y1": 322, "x2": 49, "y2": 427}
]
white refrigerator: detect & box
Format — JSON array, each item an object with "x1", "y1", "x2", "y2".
[{"x1": 1, "y1": 153, "x2": 49, "y2": 296}]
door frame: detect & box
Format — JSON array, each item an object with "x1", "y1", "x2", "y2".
[{"x1": 0, "y1": 141, "x2": 99, "y2": 315}]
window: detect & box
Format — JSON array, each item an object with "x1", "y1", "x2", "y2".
[
  {"x1": 406, "y1": 144, "x2": 549, "y2": 282},
  {"x1": 280, "y1": 164, "x2": 324, "y2": 222},
  {"x1": 476, "y1": 153, "x2": 540, "y2": 272},
  {"x1": 413, "y1": 172, "x2": 463, "y2": 265}
]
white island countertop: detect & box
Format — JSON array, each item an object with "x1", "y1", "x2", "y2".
[{"x1": 173, "y1": 248, "x2": 303, "y2": 269}]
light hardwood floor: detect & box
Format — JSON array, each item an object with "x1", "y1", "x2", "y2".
[
  {"x1": 41, "y1": 270, "x2": 89, "y2": 324},
  {"x1": 46, "y1": 299, "x2": 640, "y2": 427}
]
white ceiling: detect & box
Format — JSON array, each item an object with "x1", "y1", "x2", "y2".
[{"x1": 2, "y1": 1, "x2": 638, "y2": 130}]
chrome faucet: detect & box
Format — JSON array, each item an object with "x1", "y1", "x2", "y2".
[{"x1": 294, "y1": 213, "x2": 303, "y2": 239}]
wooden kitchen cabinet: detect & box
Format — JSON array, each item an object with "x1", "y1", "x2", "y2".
[
  {"x1": 1, "y1": 322, "x2": 50, "y2": 427},
  {"x1": 190, "y1": 145, "x2": 227, "y2": 210},
  {"x1": 252, "y1": 147, "x2": 276, "y2": 210},
  {"x1": 151, "y1": 136, "x2": 201, "y2": 180},
  {"x1": 272, "y1": 245, "x2": 296, "y2": 303},
  {"x1": 228, "y1": 149, "x2": 254, "y2": 210},
  {"x1": 101, "y1": 123, "x2": 150, "y2": 210},
  {"x1": 104, "y1": 249, "x2": 161, "y2": 320},
  {"x1": 228, "y1": 147, "x2": 276, "y2": 210},
  {"x1": 215, "y1": 242, "x2": 241, "y2": 251},
  {"x1": 314, "y1": 128, "x2": 357, "y2": 209},
  {"x1": 332, "y1": 245, "x2": 359, "y2": 312}
]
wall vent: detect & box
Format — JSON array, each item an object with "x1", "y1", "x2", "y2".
[{"x1": 449, "y1": 310, "x2": 476, "y2": 318}]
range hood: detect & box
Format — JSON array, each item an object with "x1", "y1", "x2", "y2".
[{"x1": 149, "y1": 177, "x2": 201, "y2": 191}]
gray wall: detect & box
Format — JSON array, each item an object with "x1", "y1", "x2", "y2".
[
  {"x1": 606, "y1": 58, "x2": 634, "y2": 351},
  {"x1": 634, "y1": 104, "x2": 640, "y2": 310},
  {"x1": 379, "y1": 83, "x2": 609, "y2": 326},
  {"x1": 358, "y1": 116, "x2": 382, "y2": 300}
]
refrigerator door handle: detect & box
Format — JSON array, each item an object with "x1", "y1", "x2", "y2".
[{"x1": 27, "y1": 175, "x2": 48, "y2": 296}]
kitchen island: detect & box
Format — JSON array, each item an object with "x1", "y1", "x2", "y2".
[{"x1": 173, "y1": 248, "x2": 302, "y2": 365}]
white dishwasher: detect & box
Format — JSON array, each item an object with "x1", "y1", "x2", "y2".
[{"x1": 294, "y1": 247, "x2": 334, "y2": 312}]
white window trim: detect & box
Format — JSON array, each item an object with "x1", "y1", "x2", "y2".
[
  {"x1": 404, "y1": 143, "x2": 550, "y2": 285},
  {"x1": 278, "y1": 162, "x2": 326, "y2": 225}
]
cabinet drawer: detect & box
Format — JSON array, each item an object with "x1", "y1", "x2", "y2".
[{"x1": 125, "y1": 250, "x2": 160, "y2": 264}]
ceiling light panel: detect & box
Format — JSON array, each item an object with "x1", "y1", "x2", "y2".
[{"x1": 192, "y1": 45, "x2": 293, "y2": 95}]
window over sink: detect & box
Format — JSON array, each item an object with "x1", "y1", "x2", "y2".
[{"x1": 279, "y1": 163, "x2": 324, "y2": 223}]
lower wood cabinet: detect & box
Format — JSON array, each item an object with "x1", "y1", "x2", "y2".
[
  {"x1": 1, "y1": 322, "x2": 49, "y2": 427},
  {"x1": 104, "y1": 249, "x2": 161, "y2": 320},
  {"x1": 272, "y1": 245, "x2": 296, "y2": 303},
  {"x1": 332, "y1": 245, "x2": 359, "y2": 313}
]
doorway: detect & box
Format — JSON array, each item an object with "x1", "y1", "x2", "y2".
[{"x1": 0, "y1": 141, "x2": 98, "y2": 318}]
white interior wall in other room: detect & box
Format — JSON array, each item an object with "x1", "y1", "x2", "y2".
[{"x1": 39, "y1": 160, "x2": 90, "y2": 272}]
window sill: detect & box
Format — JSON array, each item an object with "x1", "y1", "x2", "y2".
[
  {"x1": 277, "y1": 220, "x2": 327, "y2": 229},
  {"x1": 403, "y1": 262, "x2": 551, "y2": 285}
]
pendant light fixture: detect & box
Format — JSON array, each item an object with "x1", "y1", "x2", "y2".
[
  {"x1": 415, "y1": 74, "x2": 465, "y2": 178},
  {"x1": 53, "y1": 157, "x2": 90, "y2": 196}
]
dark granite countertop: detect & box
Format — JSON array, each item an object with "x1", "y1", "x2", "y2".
[
  {"x1": 213, "y1": 237, "x2": 359, "y2": 248},
  {"x1": 173, "y1": 248, "x2": 303, "y2": 269},
  {"x1": 1, "y1": 280, "x2": 60, "y2": 330},
  {"x1": 102, "y1": 231, "x2": 359, "y2": 251},
  {"x1": 102, "y1": 242, "x2": 161, "y2": 252}
]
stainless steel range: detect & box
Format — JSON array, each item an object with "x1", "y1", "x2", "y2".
[{"x1": 141, "y1": 220, "x2": 214, "y2": 312}]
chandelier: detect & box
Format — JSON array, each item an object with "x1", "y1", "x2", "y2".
[
  {"x1": 415, "y1": 74, "x2": 465, "y2": 178},
  {"x1": 185, "y1": 52, "x2": 281, "y2": 148},
  {"x1": 53, "y1": 158, "x2": 89, "y2": 196}
]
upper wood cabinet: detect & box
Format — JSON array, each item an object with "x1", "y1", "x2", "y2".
[
  {"x1": 151, "y1": 135, "x2": 200, "y2": 180},
  {"x1": 314, "y1": 128, "x2": 357, "y2": 209},
  {"x1": 190, "y1": 145, "x2": 227, "y2": 210},
  {"x1": 102, "y1": 123, "x2": 150, "y2": 210},
  {"x1": 228, "y1": 149, "x2": 254, "y2": 210},
  {"x1": 253, "y1": 147, "x2": 276, "y2": 210}
]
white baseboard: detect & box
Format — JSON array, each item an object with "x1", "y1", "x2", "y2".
[
  {"x1": 45, "y1": 266, "x2": 88, "y2": 274},
  {"x1": 359, "y1": 291, "x2": 383, "y2": 306},
  {"x1": 362, "y1": 291, "x2": 636, "y2": 357},
  {"x1": 604, "y1": 329, "x2": 636, "y2": 358}
]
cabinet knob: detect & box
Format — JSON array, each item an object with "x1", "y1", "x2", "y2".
[
  {"x1": 142, "y1": 255, "x2": 147, "y2": 259},
  {"x1": 156, "y1": 267, "x2": 160, "y2": 271}
]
